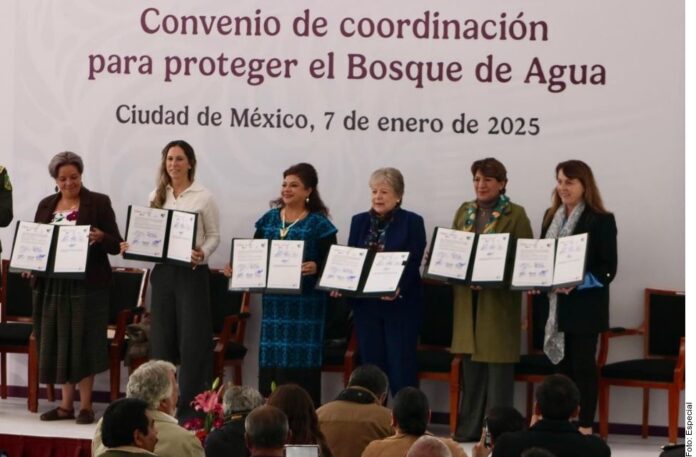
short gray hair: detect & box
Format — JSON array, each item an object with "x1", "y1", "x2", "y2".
[
  {"x1": 406, "y1": 436, "x2": 452, "y2": 457},
  {"x1": 369, "y1": 167, "x2": 404, "y2": 202},
  {"x1": 223, "y1": 384, "x2": 264, "y2": 416},
  {"x1": 126, "y1": 360, "x2": 176, "y2": 409},
  {"x1": 48, "y1": 151, "x2": 84, "y2": 178}
]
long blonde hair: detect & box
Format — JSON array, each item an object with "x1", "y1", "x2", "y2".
[
  {"x1": 151, "y1": 140, "x2": 197, "y2": 208},
  {"x1": 543, "y1": 160, "x2": 609, "y2": 229}
]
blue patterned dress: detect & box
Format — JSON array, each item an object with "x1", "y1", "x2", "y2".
[{"x1": 254, "y1": 209, "x2": 337, "y2": 400}]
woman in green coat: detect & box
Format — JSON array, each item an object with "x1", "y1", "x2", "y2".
[{"x1": 451, "y1": 158, "x2": 533, "y2": 442}]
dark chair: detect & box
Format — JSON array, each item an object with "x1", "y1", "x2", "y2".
[
  {"x1": 417, "y1": 280, "x2": 461, "y2": 435},
  {"x1": 107, "y1": 267, "x2": 149, "y2": 400},
  {"x1": 514, "y1": 294, "x2": 555, "y2": 419},
  {"x1": 0, "y1": 259, "x2": 49, "y2": 412},
  {"x1": 598, "y1": 288, "x2": 685, "y2": 444},
  {"x1": 210, "y1": 269, "x2": 250, "y2": 385},
  {"x1": 321, "y1": 295, "x2": 358, "y2": 387}
]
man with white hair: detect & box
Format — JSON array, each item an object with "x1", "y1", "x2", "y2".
[
  {"x1": 406, "y1": 436, "x2": 452, "y2": 457},
  {"x1": 92, "y1": 360, "x2": 204, "y2": 457}
]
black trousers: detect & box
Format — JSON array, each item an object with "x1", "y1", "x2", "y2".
[
  {"x1": 149, "y1": 264, "x2": 213, "y2": 422},
  {"x1": 558, "y1": 332, "x2": 599, "y2": 427}
]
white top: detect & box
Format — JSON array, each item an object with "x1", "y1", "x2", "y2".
[{"x1": 148, "y1": 181, "x2": 220, "y2": 264}]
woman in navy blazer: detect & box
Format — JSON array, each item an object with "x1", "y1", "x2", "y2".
[
  {"x1": 347, "y1": 167, "x2": 426, "y2": 396},
  {"x1": 533, "y1": 160, "x2": 617, "y2": 435}
]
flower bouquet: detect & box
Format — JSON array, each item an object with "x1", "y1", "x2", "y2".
[{"x1": 182, "y1": 377, "x2": 225, "y2": 443}]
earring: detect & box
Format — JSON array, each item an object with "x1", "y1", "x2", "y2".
[{"x1": 305, "y1": 197, "x2": 310, "y2": 203}]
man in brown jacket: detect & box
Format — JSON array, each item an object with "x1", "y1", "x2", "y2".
[
  {"x1": 318, "y1": 365, "x2": 393, "y2": 457},
  {"x1": 361, "y1": 387, "x2": 468, "y2": 457}
]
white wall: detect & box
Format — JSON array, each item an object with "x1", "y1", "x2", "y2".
[{"x1": 0, "y1": 1, "x2": 684, "y2": 427}]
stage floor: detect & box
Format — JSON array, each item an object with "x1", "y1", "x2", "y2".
[{"x1": 0, "y1": 396, "x2": 677, "y2": 456}]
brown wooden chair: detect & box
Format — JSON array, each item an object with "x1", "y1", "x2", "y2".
[
  {"x1": 210, "y1": 269, "x2": 250, "y2": 386},
  {"x1": 0, "y1": 259, "x2": 52, "y2": 411},
  {"x1": 417, "y1": 280, "x2": 462, "y2": 435},
  {"x1": 321, "y1": 295, "x2": 358, "y2": 387},
  {"x1": 514, "y1": 293, "x2": 555, "y2": 419},
  {"x1": 107, "y1": 266, "x2": 149, "y2": 400},
  {"x1": 598, "y1": 288, "x2": 685, "y2": 444}
]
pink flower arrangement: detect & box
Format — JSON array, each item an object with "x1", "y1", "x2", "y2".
[{"x1": 183, "y1": 377, "x2": 225, "y2": 443}]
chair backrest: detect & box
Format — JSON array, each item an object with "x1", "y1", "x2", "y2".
[
  {"x1": 1, "y1": 259, "x2": 33, "y2": 322},
  {"x1": 209, "y1": 269, "x2": 248, "y2": 335},
  {"x1": 420, "y1": 280, "x2": 453, "y2": 347},
  {"x1": 645, "y1": 288, "x2": 685, "y2": 358},
  {"x1": 108, "y1": 267, "x2": 149, "y2": 325}
]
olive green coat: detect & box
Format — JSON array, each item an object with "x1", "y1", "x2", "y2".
[{"x1": 450, "y1": 200, "x2": 533, "y2": 363}]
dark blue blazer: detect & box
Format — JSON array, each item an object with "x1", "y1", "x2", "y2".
[
  {"x1": 533, "y1": 207, "x2": 618, "y2": 334},
  {"x1": 347, "y1": 207, "x2": 426, "y2": 311}
]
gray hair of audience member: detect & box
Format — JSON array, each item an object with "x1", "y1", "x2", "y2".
[
  {"x1": 405, "y1": 435, "x2": 452, "y2": 457},
  {"x1": 369, "y1": 167, "x2": 405, "y2": 203},
  {"x1": 485, "y1": 406, "x2": 526, "y2": 443},
  {"x1": 223, "y1": 384, "x2": 264, "y2": 416},
  {"x1": 126, "y1": 360, "x2": 177, "y2": 409},
  {"x1": 245, "y1": 405, "x2": 289, "y2": 449},
  {"x1": 347, "y1": 364, "x2": 389, "y2": 398},
  {"x1": 521, "y1": 447, "x2": 557, "y2": 457},
  {"x1": 48, "y1": 151, "x2": 84, "y2": 178}
]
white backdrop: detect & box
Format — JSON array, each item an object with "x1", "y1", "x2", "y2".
[{"x1": 0, "y1": 1, "x2": 684, "y2": 428}]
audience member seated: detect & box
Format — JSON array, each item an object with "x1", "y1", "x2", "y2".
[
  {"x1": 318, "y1": 365, "x2": 393, "y2": 457},
  {"x1": 406, "y1": 436, "x2": 452, "y2": 457},
  {"x1": 205, "y1": 385, "x2": 265, "y2": 457},
  {"x1": 93, "y1": 360, "x2": 205, "y2": 457},
  {"x1": 245, "y1": 405, "x2": 291, "y2": 457},
  {"x1": 521, "y1": 449, "x2": 557, "y2": 457},
  {"x1": 100, "y1": 398, "x2": 158, "y2": 456},
  {"x1": 361, "y1": 387, "x2": 467, "y2": 457},
  {"x1": 268, "y1": 384, "x2": 334, "y2": 457},
  {"x1": 492, "y1": 375, "x2": 610, "y2": 457},
  {"x1": 471, "y1": 406, "x2": 526, "y2": 457}
]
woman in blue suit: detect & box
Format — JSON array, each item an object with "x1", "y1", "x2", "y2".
[{"x1": 348, "y1": 167, "x2": 426, "y2": 397}]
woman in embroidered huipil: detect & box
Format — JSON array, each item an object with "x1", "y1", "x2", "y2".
[
  {"x1": 347, "y1": 167, "x2": 426, "y2": 396},
  {"x1": 533, "y1": 160, "x2": 617, "y2": 435},
  {"x1": 451, "y1": 158, "x2": 533, "y2": 441},
  {"x1": 253, "y1": 163, "x2": 337, "y2": 405},
  {"x1": 32, "y1": 151, "x2": 123, "y2": 424}
]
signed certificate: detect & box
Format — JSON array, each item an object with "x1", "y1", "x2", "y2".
[
  {"x1": 52, "y1": 225, "x2": 90, "y2": 273},
  {"x1": 228, "y1": 239, "x2": 268, "y2": 290},
  {"x1": 470, "y1": 233, "x2": 510, "y2": 284},
  {"x1": 266, "y1": 240, "x2": 304, "y2": 292},
  {"x1": 165, "y1": 211, "x2": 197, "y2": 264},
  {"x1": 362, "y1": 251, "x2": 409, "y2": 294},
  {"x1": 511, "y1": 238, "x2": 556, "y2": 289},
  {"x1": 318, "y1": 245, "x2": 369, "y2": 292},
  {"x1": 124, "y1": 206, "x2": 169, "y2": 258},
  {"x1": 552, "y1": 233, "x2": 588, "y2": 287},
  {"x1": 10, "y1": 221, "x2": 55, "y2": 272},
  {"x1": 424, "y1": 227, "x2": 475, "y2": 282}
]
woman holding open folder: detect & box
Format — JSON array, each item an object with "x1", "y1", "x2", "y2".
[
  {"x1": 122, "y1": 139, "x2": 220, "y2": 422},
  {"x1": 32, "y1": 151, "x2": 122, "y2": 424},
  {"x1": 451, "y1": 157, "x2": 532, "y2": 442},
  {"x1": 532, "y1": 159, "x2": 617, "y2": 435},
  {"x1": 248, "y1": 162, "x2": 336, "y2": 405},
  {"x1": 347, "y1": 167, "x2": 426, "y2": 397}
]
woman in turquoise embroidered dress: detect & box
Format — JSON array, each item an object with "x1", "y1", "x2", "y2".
[
  {"x1": 451, "y1": 158, "x2": 533, "y2": 441},
  {"x1": 253, "y1": 163, "x2": 336, "y2": 406}
]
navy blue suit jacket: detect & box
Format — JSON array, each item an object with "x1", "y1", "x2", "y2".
[{"x1": 347, "y1": 207, "x2": 426, "y2": 312}]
